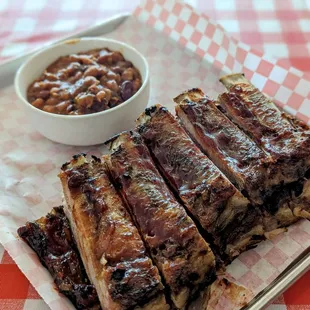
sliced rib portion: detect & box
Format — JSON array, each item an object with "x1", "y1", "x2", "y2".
[
  {"x1": 18, "y1": 206, "x2": 101, "y2": 310},
  {"x1": 136, "y1": 104, "x2": 264, "y2": 261},
  {"x1": 59, "y1": 155, "x2": 168, "y2": 310},
  {"x1": 219, "y1": 73, "x2": 310, "y2": 218},
  {"x1": 219, "y1": 73, "x2": 310, "y2": 182},
  {"x1": 174, "y1": 89, "x2": 269, "y2": 205},
  {"x1": 174, "y1": 89, "x2": 297, "y2": 229},
  {"x1": 106, "y1": 131, "x2": 216, "y2": 309}
]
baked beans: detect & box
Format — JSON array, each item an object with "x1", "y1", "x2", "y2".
[{"x1": 27, "y1": 48, "x2": 142, "y2": 115}]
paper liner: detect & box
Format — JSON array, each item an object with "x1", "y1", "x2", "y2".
[{"x1": 1, "y1": 0, "x2": 310, "y2": 308}]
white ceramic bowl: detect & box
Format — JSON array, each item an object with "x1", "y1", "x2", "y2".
[{"x1": 14, "y1": 38, "x2": 150, "y2": 146}]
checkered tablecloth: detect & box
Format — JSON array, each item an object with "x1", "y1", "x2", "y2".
[{"x1": 1, "y1": 0, "x2": 310, "y2": 309}]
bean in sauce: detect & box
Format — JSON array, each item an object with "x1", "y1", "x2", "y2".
[{"x1": 27, "y1": 48, "x2": 142, "y2": 115}]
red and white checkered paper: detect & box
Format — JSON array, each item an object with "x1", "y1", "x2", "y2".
[
  {"x1": 1, "y1": 0, "x2": 310, "y2": 309},
  {"x1": 1, "y1": 0, "x2": 310, "y2": 77}
]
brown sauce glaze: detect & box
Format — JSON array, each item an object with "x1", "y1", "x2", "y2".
[
  {"x1": 219, "y1": 84, "x2": 310, "y2": 163},
  {"x1": 17, "y1": 206, "x2": 101, "y2": 310},
  {"x1": 107, "y1": 131, "x2": 216, "y2": 309},
  {"x1": 60, "y1": 155, "x2": 167, "y2": 309}
]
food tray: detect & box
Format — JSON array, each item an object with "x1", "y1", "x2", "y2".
[{"x1": 1, "y1": 0, "x2": 310, "y2": 309}]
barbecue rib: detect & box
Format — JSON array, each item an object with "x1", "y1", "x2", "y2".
[
  {"x1": 136, "y1": 105, "x2": 264, "y2": 261},
  {"x1": 17, "y1": 206, "x2": 101, "y2": 310},
  {"x1": 174, "y1": 88, "x2": 297, "y2": 230},
  {"x1": 219, "y1": 73, "x2": 310, "y2": 179},
  {"x1": 59, "y1": 155, "x2": 168, "y2": 310},
  {"x1": 106, "y1": 131, "x2": 216, "y2": 309},
  {"x1": 219, "y1": 73, "x2": 310, "y2": 219}
]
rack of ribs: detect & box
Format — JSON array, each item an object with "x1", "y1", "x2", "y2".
[
  {"x1": 59, "y1": 154, "x2": 168, "y2": 310},
  {"x1": 105, "y1": 131, "x2": 216, "y2": 309},
  {"x1": 17, "y1": 206, "x2": 101, "y2": 310},
  {"x1": 219, "y1": 73, "x2": 310, "y2": 219},
  {"x1": 174, "y1": 88, "x2": 298, "y2": 233},
  {"x1": 136, "y1": 105, "x2": 264, "y2": 262}
]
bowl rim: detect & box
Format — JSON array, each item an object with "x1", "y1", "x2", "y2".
[{"x1": 14, "y1": 37, "x2": 149, "y2": 120}]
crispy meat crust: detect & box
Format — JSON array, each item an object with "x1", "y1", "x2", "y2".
[
  {"x1": 219, "y1": 73, "x2": 310, "y2": 218},
  {"x1": 219, "y1": 73, "x2": 310, "y2": 182},
  {"x1": 17, "y1": 206, "x2": 101, "y2": 310},
  {"x1": 59, "y1": 155, "x2": 168, "y2": 310},
  {"x1": 174, "y1": 89, "x2": 270, "y2": 205},
  {"x1": 136, "y1": 105, "x2": 264, "y2": 261},
  {"x1": 106, "y1": 131, "x2": 216, "y2": 309},
  {"x1": 174, "y1": 88, "x2": 298, "y2": 228}
]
